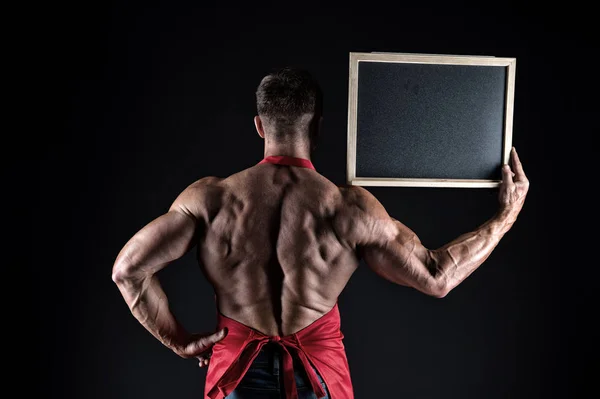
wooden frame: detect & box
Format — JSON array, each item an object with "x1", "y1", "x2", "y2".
[{"x1": 346, "y1": 52, "x2": 517, "y2": 188}]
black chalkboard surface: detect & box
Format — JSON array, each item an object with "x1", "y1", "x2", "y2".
[{"x1": 346, "y1": 52, "x2": 516, "y2": 188}]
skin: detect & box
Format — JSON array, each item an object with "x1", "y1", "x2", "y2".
[{"x1": 112, "y1": 114, "x2": 529, "y2": 368}]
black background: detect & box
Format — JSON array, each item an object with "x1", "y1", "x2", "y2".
[{"x1": 34, "y1": 1, "x2": 581, "y2": 398}]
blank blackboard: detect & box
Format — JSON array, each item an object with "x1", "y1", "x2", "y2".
[{"x1": 346, "y1": 52, "x2": 516, "y2": 188}]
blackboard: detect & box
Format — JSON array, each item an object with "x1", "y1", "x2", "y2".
[{"x1": 346, "y1": 52, "x2": 516, "y2": 188}]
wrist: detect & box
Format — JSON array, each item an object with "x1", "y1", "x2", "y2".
[
  {"x1": 173, "y1": 340, "x2": 191, "y2": 358},
  {"x1": 497, "y1": 203, "x2": 521, "y2": 221},
  {"x1": 492, "y1": 207, "x2": 518, "y2": 234},
  {"x1": 170, "y1": 328, "x2": 193, "y2": 358}
]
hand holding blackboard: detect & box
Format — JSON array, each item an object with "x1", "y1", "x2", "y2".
[
  {"x1": 356, "y1": 147, "x2": 529, "y2": 297},
  {"x1": 498, "y1": 147, "x2": 529, "y2": 224}
]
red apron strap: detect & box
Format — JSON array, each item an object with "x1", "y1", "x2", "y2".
[{"x1": 258, "y1": 155, "x2": 316, "y2": 171}]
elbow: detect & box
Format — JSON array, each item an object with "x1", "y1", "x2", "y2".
[
  {"x1": 111, "y1": 264, "x2": 128, "y2": 285},
  {"x1": 422, "y1": 254, "x2": 452, "y2": 298},
  {"x1": 413, "y1": 278, "x2": 450, "y2": 298},
  {"x1": 428, "y1": 285, "x2": 450, "y2": 299},
  {"x1": 112, "y1": 243, "x2": 143, "y2": 285},
  {"x1": 111, "y1": 261, "x2": 137, "y2": 285},
  {"x1": 424, "y1": 274, "x2": 452, "y2": 299}
]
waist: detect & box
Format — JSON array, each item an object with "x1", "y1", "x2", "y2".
[{"x1": 216, "y1": 302, "x2": 342, "y2": 341}]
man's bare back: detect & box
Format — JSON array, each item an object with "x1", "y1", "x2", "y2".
[{"x1": 191, "y1": 162, "x2": 362, "y2": 337}]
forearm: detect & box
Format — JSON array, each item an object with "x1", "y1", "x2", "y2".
[
  {"x1": 430, "y1": 207, "x2": 518, "y2": 294},
  {"x1": 114, "y1": 272, "x2": 190, "y2": 355},
  {"x1": 110, "y1": 209, "x2": 199, "y2": 354}
]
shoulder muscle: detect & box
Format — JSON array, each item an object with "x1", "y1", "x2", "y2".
[
  {"x1": 334, "y1": 185, "x2": 399, "y2": 249},
  {"x1": 169, "y1": 176, "x2": 224, "y2": 224}
]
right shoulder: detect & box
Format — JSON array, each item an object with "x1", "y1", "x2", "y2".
[
  {"x1": 333, "y1": 185, "x2": 398, "y2": 248},
  {"x1": 337, "y1": 185, "x2": 388, "y2": 219}
]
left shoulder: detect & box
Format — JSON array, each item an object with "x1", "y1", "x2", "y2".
[
  {"x1": 187, "y1": 176, "x2": 224, "y2": 191},
  {"x1": 169, "y1": 176, "x2": 225, "y2": 223}
]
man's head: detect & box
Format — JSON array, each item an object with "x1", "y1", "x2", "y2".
[{"x1": 254, "y1": 67, "x2": 323, "y2": 148}]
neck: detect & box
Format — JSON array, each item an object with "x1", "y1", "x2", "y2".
[{"x1": 263, "y1": 139, "x2": 312, "y2": 160}]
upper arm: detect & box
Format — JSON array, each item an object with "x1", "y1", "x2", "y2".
[
  {"x1": 113, "y1": 177, "x2": 221, "y2": 278},
  {"x1": 341, "y1": 186, "x2": 443, "y2": 296}
]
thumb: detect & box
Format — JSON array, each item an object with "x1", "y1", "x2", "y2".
[
  {"x1": 195, "y1": 328, "x2": 228, "y2": 351},
  {"x1": 217, "y1": 327, "x2": 228, "y2": 340}
]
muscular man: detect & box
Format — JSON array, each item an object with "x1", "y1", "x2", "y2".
[{"x1": 112, "y1": 67, "x2": 529, "y2": 399}]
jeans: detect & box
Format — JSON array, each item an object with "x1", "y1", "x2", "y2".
[{"x1": 225, "y1": 342, "x2": 331, "y2": 399}]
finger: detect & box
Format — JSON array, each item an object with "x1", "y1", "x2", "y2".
[
  {"x1": 510, "y1": 147, "x2": 526, "y2": 181},
  {"x1": 501, "y1": 163, "x2": 514, "y2": 185},
  {"x1": 195, "y1": 328, "x2": 228, "y2": 351},
  {"x1": 198, "y1": 356, "x2": 210, "y2": 367}
]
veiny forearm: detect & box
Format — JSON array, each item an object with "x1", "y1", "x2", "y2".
[
  {"x1": 429, "y1": 208, "x2": 518, "y2": 295},
  {"x1": 111, "y1": 209, "x2": 199, "y2": 354},
  {"x1": 115, "y1": 273, "x2": 189, "y2": 354}
]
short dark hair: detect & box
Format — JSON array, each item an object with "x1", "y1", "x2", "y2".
[{"x1": 256, "y1": 67, "x2": 322, "y2": 134}]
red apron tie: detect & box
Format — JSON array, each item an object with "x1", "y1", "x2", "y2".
[
  {"x1": 205, "y1": 301, "x2": 353, "y2": 399},
  {"x1": 207, "y1": 333, "x2": 325, "y2": 399}
]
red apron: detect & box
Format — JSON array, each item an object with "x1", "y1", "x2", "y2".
[{"x1": 204, "y1": 156, "x2": 354, "y2": 399}]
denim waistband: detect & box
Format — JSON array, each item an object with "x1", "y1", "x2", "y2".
[{"x1": 249, "y1": 342, "x2": 307, "y2": 371}]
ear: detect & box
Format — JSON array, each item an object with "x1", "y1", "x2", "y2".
[{"x1": 254, "y1": 116, "x2": 265, "y2": 139}]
